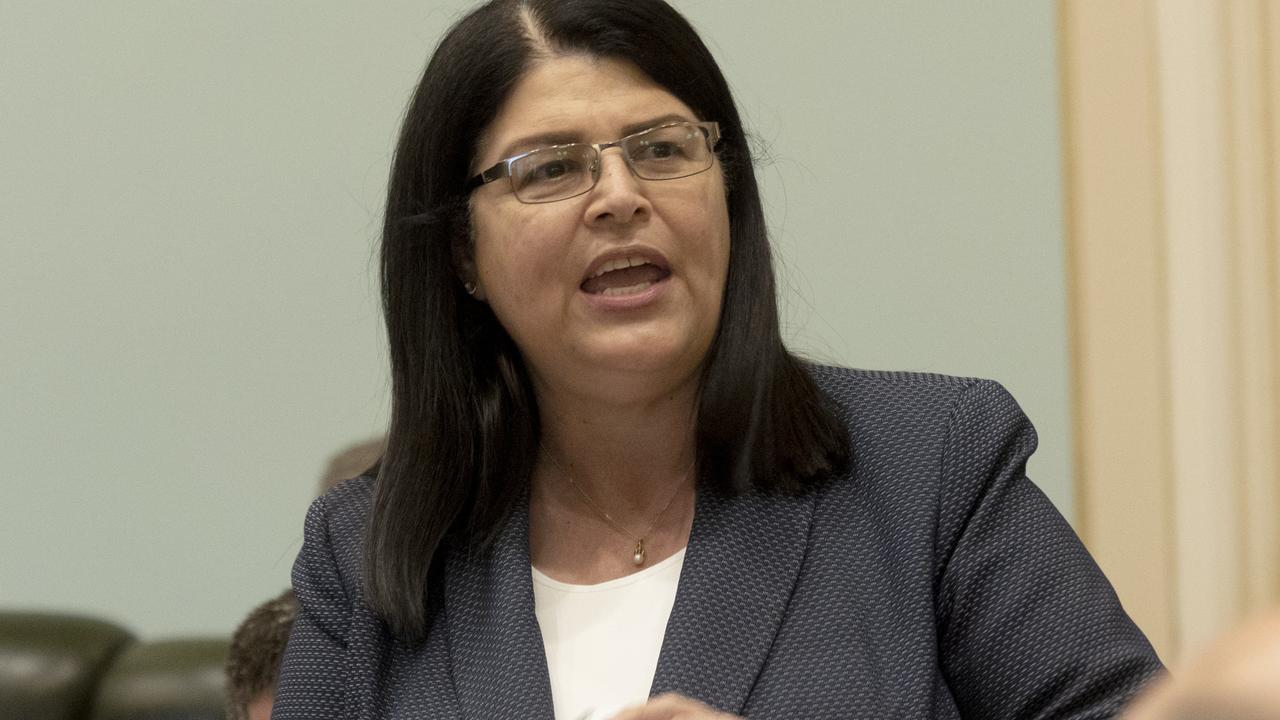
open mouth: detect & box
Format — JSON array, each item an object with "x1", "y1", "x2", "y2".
[{"x1": 580, "y1": 255, "x2": 672, "y2": 296}]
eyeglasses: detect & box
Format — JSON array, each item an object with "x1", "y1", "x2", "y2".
[{"x1": 466, "y1": 121, "x2": 721, "y2": 204}]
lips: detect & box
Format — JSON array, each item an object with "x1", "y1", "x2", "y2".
[{"x1": 580, "y1": 249, "x2": 672, "y2": 296}]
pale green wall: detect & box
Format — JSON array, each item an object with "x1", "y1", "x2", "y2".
[{"x1": 0, "y1": 2, "x2": 1069, "y2": 638}]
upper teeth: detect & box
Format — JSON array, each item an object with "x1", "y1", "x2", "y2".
[{"x1": 591, "y1": 255, "x2": 651, "y2": 278}]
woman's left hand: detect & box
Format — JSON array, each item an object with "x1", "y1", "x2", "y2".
[{"x1": 608, "y1": 693, "x2": 742, "y2": 719}]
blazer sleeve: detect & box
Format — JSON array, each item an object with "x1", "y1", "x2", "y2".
[
  {"x1": 933, "y1": 380, "x2": 1163, "y2": 719},
  {"x1": 272, "y1": 494, "x2": 350, "y2": 719}
]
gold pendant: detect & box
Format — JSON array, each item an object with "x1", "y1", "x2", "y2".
[{"x1": 632, "y1": 539, "x2": 646, "y2": 566}]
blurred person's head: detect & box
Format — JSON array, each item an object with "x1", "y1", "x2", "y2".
[
  {"x1": 224, "y1": 589, "x2": 298, "y2": 720},
  {"x1": 318, "y1": 436, "x2": 385, "y2": 494}
]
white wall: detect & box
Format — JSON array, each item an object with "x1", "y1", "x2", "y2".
[{"x1": 0, "y1": 1, "x2": 1068, "y2": 638}]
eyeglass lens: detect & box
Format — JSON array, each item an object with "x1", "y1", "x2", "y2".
[{"x1": 510, "y1": 123, "x2": 714, "y2": 203}]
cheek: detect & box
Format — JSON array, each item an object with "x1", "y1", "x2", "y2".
[
  {"x1": 471, "y1": 209, "x2": 525, "y2": 291},
  {"x1": 469, "y1": 206, "x2": 503, "y2": 274},
  {"x1": 713, "y1": 207, "x2": 731, "y2": 281},
  {"x1": 698, "y1": 174, "x2": 731, "y2": 271},
  {"x1": 693, "y1": 192, "x2": 732, "y2": 288},
  {"x1": 471, "y1": 205, "x2": 573, "y2": 311},
  {"x1": 246, "y1": 693, "x2": 274, "y2": 720}
]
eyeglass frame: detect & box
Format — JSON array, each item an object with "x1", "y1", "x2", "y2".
[{"x1": 465, "y1": 120, "x2": 722, "y2": 204}]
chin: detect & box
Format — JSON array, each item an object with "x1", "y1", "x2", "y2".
[{"x1": 580, "y1": 335, "x2": 708, "y2": 382}]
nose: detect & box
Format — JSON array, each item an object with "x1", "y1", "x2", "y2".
[{"x1": 583, "y1": 148, "x2": 651, "y2": 227}]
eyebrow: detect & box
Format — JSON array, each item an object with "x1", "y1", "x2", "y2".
[{"x1": 495, "y1": 113, "x2": 696, "y2": 160}]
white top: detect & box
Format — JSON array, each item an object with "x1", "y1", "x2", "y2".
[{"x1": 532, "y1": 548, "x2": 686, "y2": 720}]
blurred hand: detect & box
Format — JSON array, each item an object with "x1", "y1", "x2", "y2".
[
  {"x1": 1123, "y1": 609, "x2": 1280, "y2": 720},
  {"x1": 609, "y1": 693, "x2": 741, "y2": 720}
]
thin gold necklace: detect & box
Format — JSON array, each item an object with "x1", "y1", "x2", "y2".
[{"x1": 542, "y1": 450, "x2": 695, "y2": 566}]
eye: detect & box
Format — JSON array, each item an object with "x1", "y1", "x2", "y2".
[
  {"x1": 632, "y1": 140, "x2": 684, "y2": 162},
  {"x1": 516, "y1": 151, "x2": 586, "y2": 189},
  {"x1": 534, "y1": 158, "x2": 578, "y2": 180}
]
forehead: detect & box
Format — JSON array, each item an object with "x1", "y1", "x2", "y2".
[{"x1": 477, "y1": 55, "x2": 699, "y2": 165}]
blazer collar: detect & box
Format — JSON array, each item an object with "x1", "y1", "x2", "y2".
[
  {"x1": 649, "y1": 484, "x2": 817, "y2": 714},
  {"x1": 444, "y1": 482, "x2": 817, "y2": 719},
  {"x1": 444, "y1": 490, "x2": 556, "y2": 719}
]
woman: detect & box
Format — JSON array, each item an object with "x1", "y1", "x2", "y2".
[{"x1": 274, "y1": 1, "x2": 1163, "y2": 718}]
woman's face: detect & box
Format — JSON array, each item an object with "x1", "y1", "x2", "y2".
[{"x1": 468, "y1": 55, "x2": 731, "y2": 397}]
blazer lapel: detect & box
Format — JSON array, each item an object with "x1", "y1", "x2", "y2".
[
  {"x1": 650, "y1": 483, "x2": 817, "y2": 715},
  {"x1": 444, "y1": 491, "x2": 556, "y2": 719}
]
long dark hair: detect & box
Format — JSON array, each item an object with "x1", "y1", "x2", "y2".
[{"x1": 369, "y1": 0, "x2": 849, "y2": 640}]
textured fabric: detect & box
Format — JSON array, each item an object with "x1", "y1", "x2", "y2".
[
  {"x1": 532, "y1": 547, "x2": 686, "y2": 720},
  {"x1": 273, "y1": 367, "x2": 1164, "y2": 719}
]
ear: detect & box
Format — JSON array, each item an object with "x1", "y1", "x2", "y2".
[
  {"x1": 462, "y1": 276, "x2": 487, "y2": 301},
  {"x1": 454, "y1": 257, "x2": 487, "y2": 302},
  {"x1": 450, "y1": 227, "x2": 487, "y2": 302}
]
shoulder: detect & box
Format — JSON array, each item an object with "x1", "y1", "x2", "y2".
[
  {"x1": 805, "y1": 364, "x2": 1033, "y2": 452},
  {"x1": 802, "y1": 365, "x2": 1039, "y2": 536},
  {"x1": 291, "y1": 474, "x2": 375, "y2": 640},
  {"x1": 307, "y1": 474, "x2": 375, "y2": 580}
]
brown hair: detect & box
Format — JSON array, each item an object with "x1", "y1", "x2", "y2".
[{"x1": 224, "y1": 588, "x2": 298, "y2": 720}]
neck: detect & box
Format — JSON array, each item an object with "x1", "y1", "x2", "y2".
[
  {"x1": 532, "y1": 369, "x2": 699, "y2": 510},
  {"x1": 526, "y1": 367, "x2": 701, "y2": 580}
]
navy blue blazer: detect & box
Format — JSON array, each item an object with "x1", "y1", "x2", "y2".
[{"x1": 274, "y1": 367, "x2": 1163, "y2": 719}]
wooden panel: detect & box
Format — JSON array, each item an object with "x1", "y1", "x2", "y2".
[
  {"x1": 1228, "y1": 0, "x2": 1280, "y2": 613},
  {"x1": 1155, "y1": 0, "x2": 1244, "y2": 659},
  {"x1": 1058, "y1": 0, "x2": 1176, "y2": 660},
  {"x1": 1062, "y1": 0, "x2": 1280, "y2": 665}
]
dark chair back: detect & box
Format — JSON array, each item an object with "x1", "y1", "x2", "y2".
[{"x1": 0, "y1": 612, "x2": 228, "y2": 720}]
